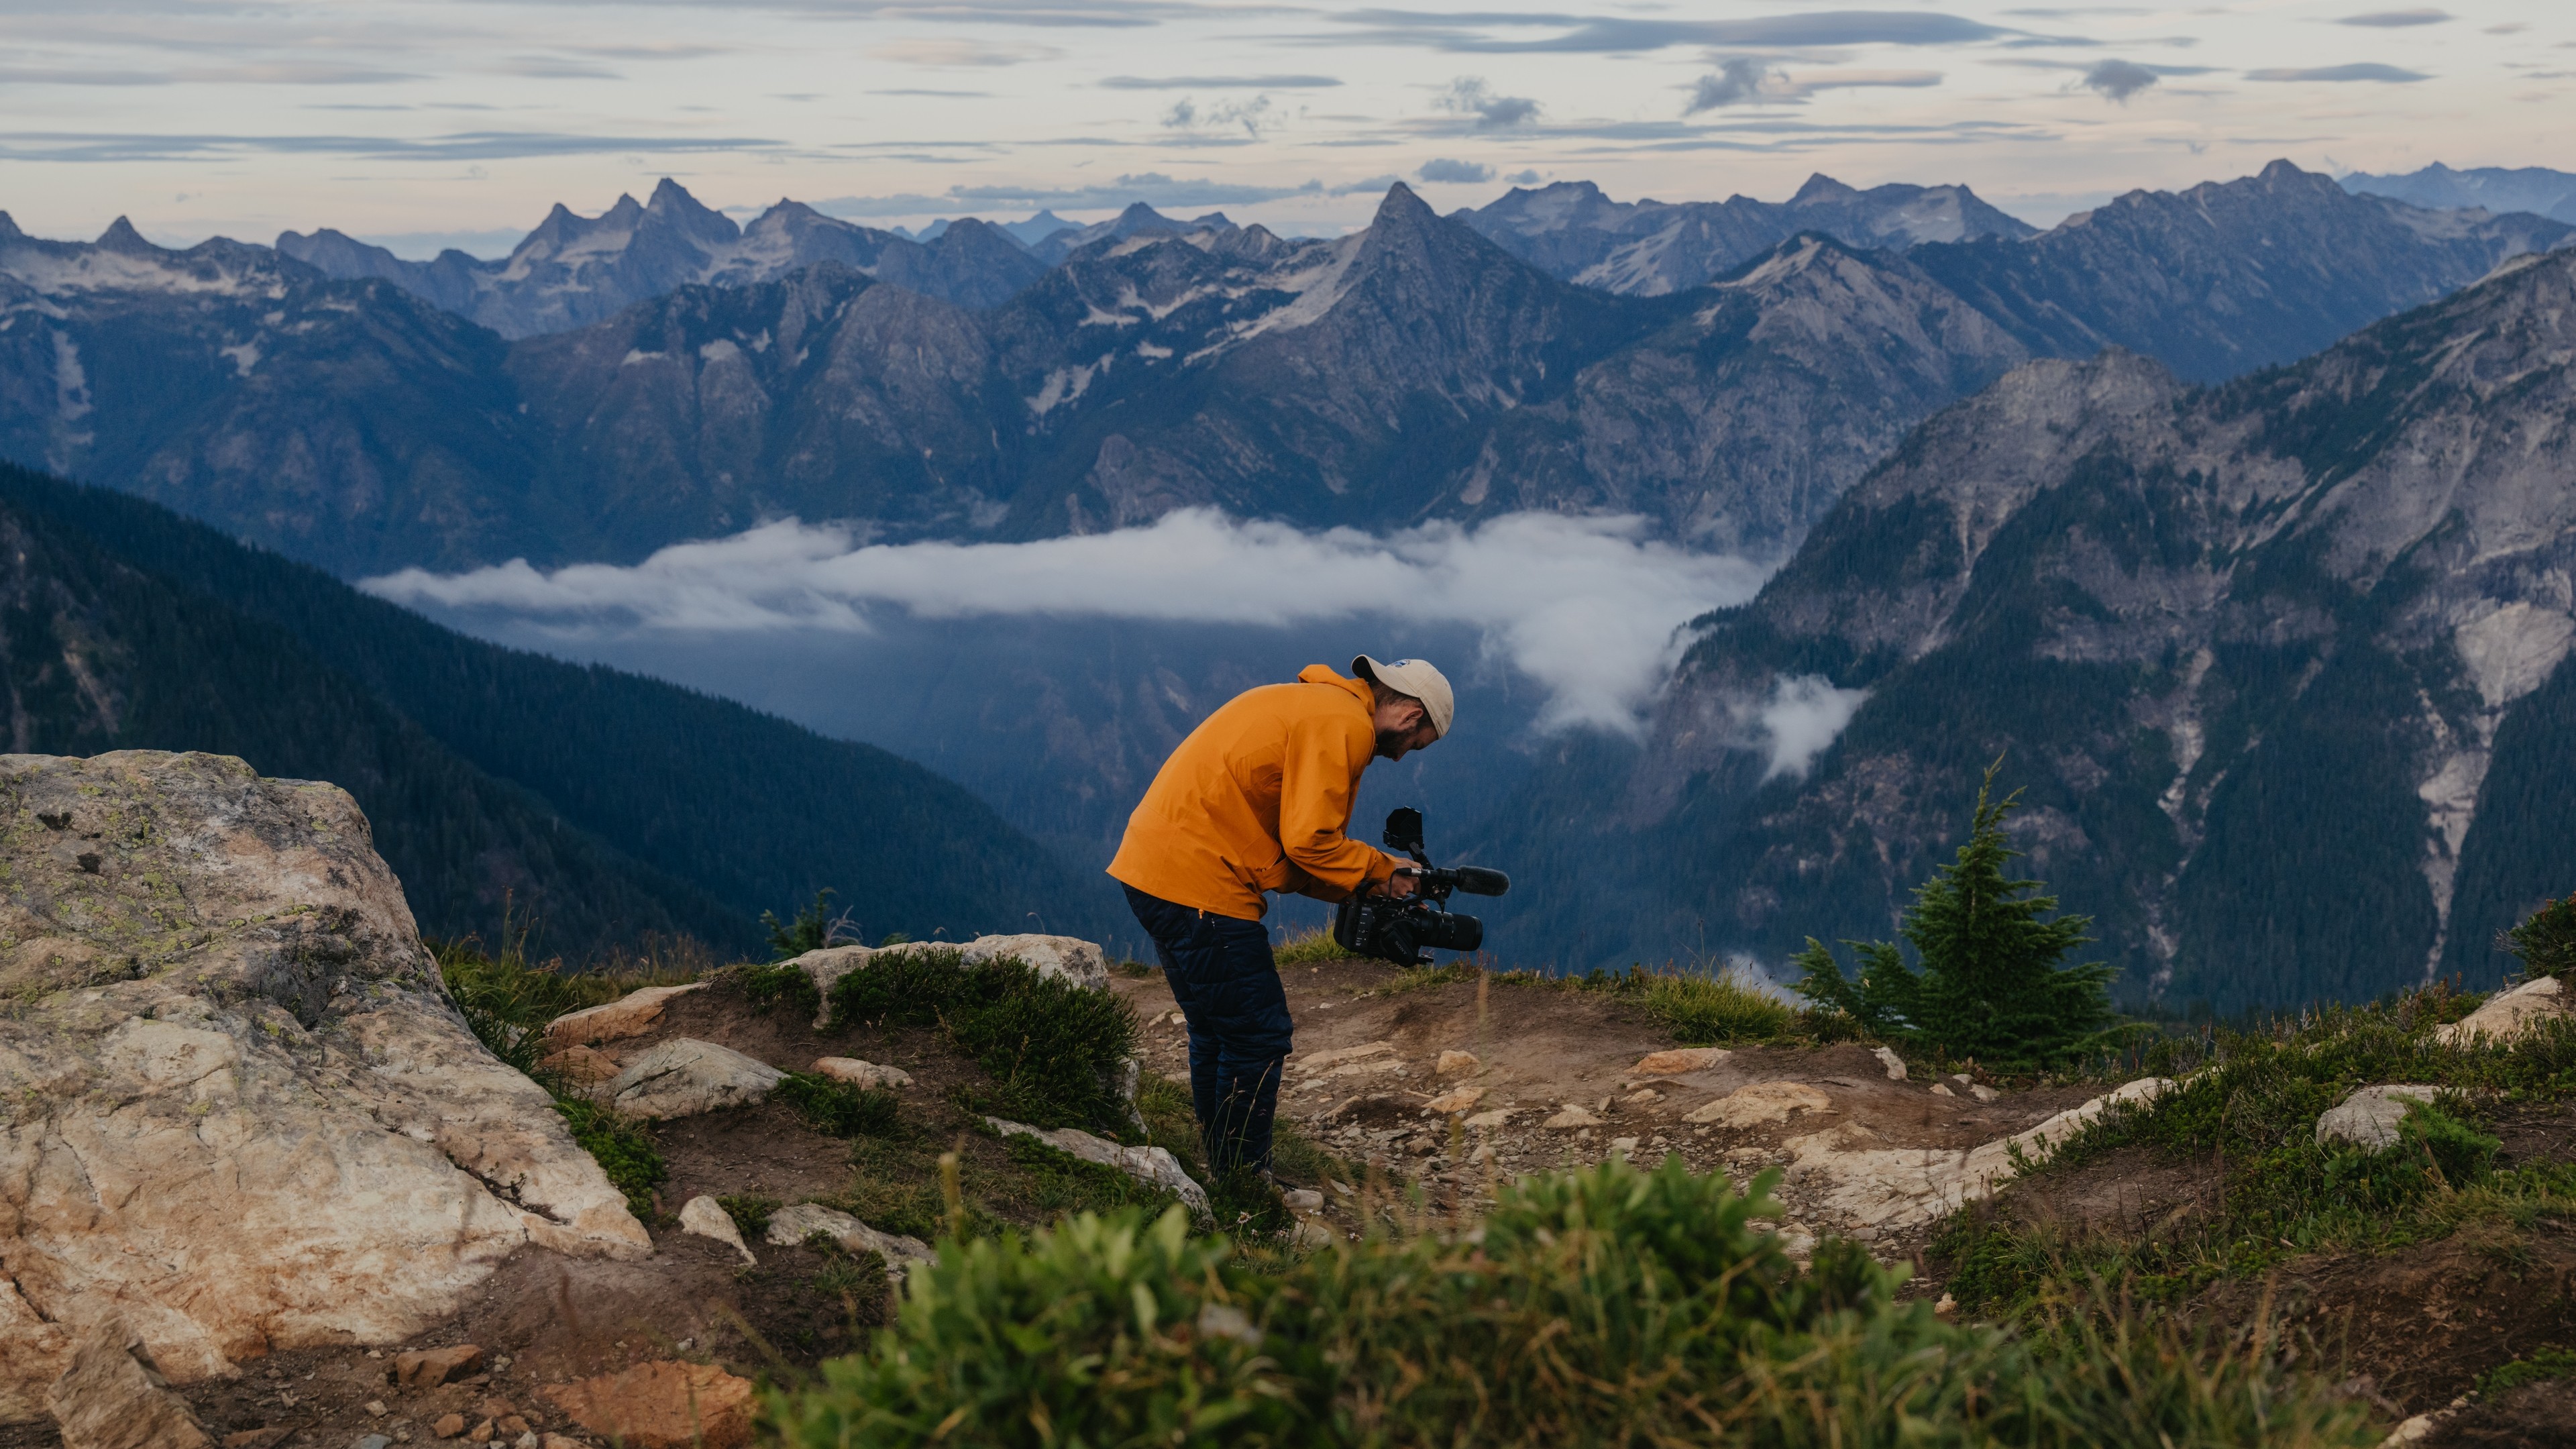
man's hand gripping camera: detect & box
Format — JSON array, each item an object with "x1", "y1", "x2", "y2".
[{"x1": 1332, "y1": 806, "x2": 1510, "y2": 967}]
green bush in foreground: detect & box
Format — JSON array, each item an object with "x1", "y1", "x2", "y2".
[{"x1": 767, "y1": 1156, "x2": 2375, "y2": 1448}]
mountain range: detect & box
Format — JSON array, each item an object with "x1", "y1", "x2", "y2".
[
  {"x1": 276, "y1": 178, "x2": 1047, "y2": 338},
  {"x1": 3, "y1": 162, "x2": 2561, "y2": 578},
  {"x1": 1547, "y1": 244, "x2": 2576, "y2": 1012},
  {"x1": 2343, "y1": 162, "x2": 2576, "y2": 226},
  {"x1": 1453, "y1": 172, "x2": 2039, "y2": 296},
  {"x1": 0, "y1": 461, "x2": 1102, "y2": 957}
]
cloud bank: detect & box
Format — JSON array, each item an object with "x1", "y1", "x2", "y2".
[{"x1": 365, "y1": 510, "x2": 1770, "y2": 735}]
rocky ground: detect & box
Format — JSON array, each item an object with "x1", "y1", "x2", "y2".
[
  {"x1": 14, "y1": 951, "x2": 2573, "y2": 1447},
  {"x1": 1111, "y1": 957, "x2": 2112, "y2": 1268}
]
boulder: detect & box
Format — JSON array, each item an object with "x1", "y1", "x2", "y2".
[
  {"x1": 983, "y1": 1117, "x2": 1212, "y2": 1223},
  {"x1": 1872, "y1": 1046, "x2": 1908, "y2": 1081},
  {"x1": 0, "y1": 752, "x2": 647, "y2": 1426},
  {"x1": 1542, "y1": 1105, "x2": 1599, "y2": 1130},
  {"x1": 1779, "y1": 1077, "x2": 2170, "y2": 1235},
  {"x1": 2316, "y1": 1085, "x2": 2439, "y2": 1151},
  {"x1": 1436, "y1": 1050, "x2": 1480, "y2": 1076},
  {"x1": 534, "y1": 1044, "x2": 621, "y2": 1084},
  {"x1": 786, "y1": 933, "x2": 1110, "y2": 1026},
  {"x1": 941, "y1": 932, "x2": 1110, "y2": 989},
  {"x1": 763, "y1": 1203, "x2": 936, "y2": 1276},
  {"x1": 1684, "y1": 1081, "x2": 1832, "y2": 1128},
  {"x1": 42, "y1": 1319, "x2": 210, "y2": 1449},
  {"x1": 1632, "y1": 1046, "x2": 1730, "y2": 1076},
  {"x1": 542, "y1": 985, "x2": 704, "y2": 1046},
  {"x1": 678, "y1": 1195, "x2": 756, "y2": 1266},
  {"x1": 604, "y1": 1038, "x2": 784, "y2": 1119},
  {"x1": 2434, "y1": 975, "x2": 2567, "y2": 1046},
  {"x1": 1421, "y1": 1085, "x2": 1485, "y2": 1115},
  {"x1": 390, "y1": 1345, "x2": 483, "y2": 1389},
  {"x1": 540, "y1": 1361, "x2": 755, "y2": 1449},
  {"x1": 811, "y1": 1056, "x2": 913, "y2": 1090}
]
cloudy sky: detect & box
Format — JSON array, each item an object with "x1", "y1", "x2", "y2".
[{"x1": 2, "y1": 1, "x2": 2565, "y2": 254}]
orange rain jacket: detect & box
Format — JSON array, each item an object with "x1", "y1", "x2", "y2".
[{"x1": 1107, "y1": 664, "x2": 1399, "y2": 920}]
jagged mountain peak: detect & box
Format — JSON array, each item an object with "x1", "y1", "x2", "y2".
[
  {"x1": 1790, "y1": 173, "x2": 1859, "y2": 204},
  {"x1": 95, "y1": 217, "x2": 154, "y2": 254},
  {"x1": 1372, "y1": 181, "x2": 1432, "y2": 223},
  {"x1": 0, "y1": 212, "x2": 20, "y2": 242},
  {"x1": 645, "y1": 178, "x2": 742, "y2": 243}
]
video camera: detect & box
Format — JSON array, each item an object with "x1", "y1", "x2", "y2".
[{"x1": 1332, "y1": 806, "x2": 1510, "y2": 967}]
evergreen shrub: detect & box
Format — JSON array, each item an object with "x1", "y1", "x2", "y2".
[
  {"x1": 766, "y1": 1156, "x2": 2375, "y2": 1448},
  {"x1": 765, "y1": 887, "x2": 860, "y2": 960},
  {"x1": 775, "y1": 1073, "x2": 905, "y2": 1138},
  {"x1": 2506, "y1": 891, "x2": 2576, "y2": 981},
  {"x1": 1793, "y1": 764, "x2": 2125, "y2": 1070},
  {"x1": 553, "y1": 1097, "x2": 667, "y2": 1220},
  {"x1": 734, "y1": 959, "x2": 824, "y2": 1020},
  {"x1": 828, "y1": 949, "x2": 1139, "y2": 1131}
]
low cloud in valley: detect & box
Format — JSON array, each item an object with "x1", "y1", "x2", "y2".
[{"x1": 365, "y1": 510, "x2": 1770, "y2": 736}]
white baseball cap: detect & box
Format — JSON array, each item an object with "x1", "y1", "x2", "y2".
[{"x1": 1353, "y1": 655, "x2": 1455, "y2": 738}]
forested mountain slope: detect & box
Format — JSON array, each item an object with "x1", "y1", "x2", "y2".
[
  {"x1": 1609, "y1": 247, "x2": 2576, "y2": 1012},
  {"x1": 0, "y1": 464, "x2": 1104, "y2": 955}
]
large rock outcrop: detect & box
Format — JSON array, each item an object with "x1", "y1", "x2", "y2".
[
  {"x1": 2432, "y1": 975, "x2": 2568, "y2": 1046},
  {"x1": 0, "y1": 752, "x2": 649, "y2": 1426}
]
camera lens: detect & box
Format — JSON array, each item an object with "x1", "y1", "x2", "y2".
[{"x1": 1411, "y1": 908, "x2": 1482, "y2": 955}]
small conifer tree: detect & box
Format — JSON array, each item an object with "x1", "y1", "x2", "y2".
[
  {"x1": 2504, "y1": 891, "x2": 2576, "y2": 981},
  {"x1": 1793, "y1": 761, "x2": 2123, "y2": 1070}
]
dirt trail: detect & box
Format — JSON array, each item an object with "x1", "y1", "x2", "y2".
[{"x1": 1114, "y1": 958, "x2": 2104, "y2": 1258}]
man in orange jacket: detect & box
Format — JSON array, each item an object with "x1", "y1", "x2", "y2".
[{"x1": 1109, "y1": 655, "x2": 1454, "y2": 1178}]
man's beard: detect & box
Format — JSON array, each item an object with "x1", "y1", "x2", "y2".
[{"x1": 1375, "y1": 729, "x2": 1408, "y2": 759}]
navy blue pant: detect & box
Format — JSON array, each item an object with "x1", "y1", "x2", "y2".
[{"x1": 1124, "y1": 884, "x2": 1291, "y2": 1177}]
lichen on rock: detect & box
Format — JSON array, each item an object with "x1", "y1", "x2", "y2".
[{"x1": 0, "y1": 751, "x2": 648, "y2": 1428}]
